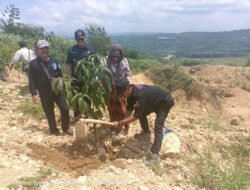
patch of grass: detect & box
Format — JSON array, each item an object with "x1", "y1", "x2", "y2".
[
  {"x1": 207, "y1": 120, "x2": 225, "y2": 132},
  {"x1": 227, "y1": 136, "x2": 250, "y2": 158},
  {"x1": 147, "y1": 161, "x2": 165, "y2": 176},
  {"x1": 18, "y1": 99, "x2": 45, "y2": 120},
  {"x1": 21, "y1": 165, "x2": 55, "y2": 190},
  {"x1": 187, "y1": 56, "x2": 249, "y2": 66},
  {"x1": 146, "y1": 64, "x2": 220, "y2": 107},
  {"x1": 198, "y1": 117, "x2": 226, "y2": 132},
  {"x1": 146, "y1": 64, "x2": 193, "y2": 92},
  {"x1": 187, "y1": 123, "x2": 197, "y2": 129},
  {"x1": 192, "y1": 149, "x2": 250, "y2": 190},
  {"x1": 129, "y1": 58, "x2": 162, "y2": 74}
]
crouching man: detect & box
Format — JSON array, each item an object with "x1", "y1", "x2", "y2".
[
  {"x1": 28, "y1": 40, "x2": 73, "y2": 136},
  {"x1": 111, "y1": 81, "x2": 174, "y2": 164}
]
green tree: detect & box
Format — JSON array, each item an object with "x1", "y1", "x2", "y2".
[
  {"x1": 54, "y1": 54, "x2": 112, "y2": 119},
  {"x1": 85, "y1": 25, "x2": 111, "y2": 55},
  {"x1": 0, "y1": 4, "x2": 20, "y2": 33},
  {"x1": 46, "y1": 32, "x2": 74, "y2": 66}
]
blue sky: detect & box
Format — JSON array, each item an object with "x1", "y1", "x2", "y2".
[{"x1": 1, "y1": 0, "x2": 250, "y2": 36}]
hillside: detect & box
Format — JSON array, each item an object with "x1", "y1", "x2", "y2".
[
  {"x1": 0, "y1": 65, "x2": 249, "y2": 189},
  {"x1": 111, "y1": 29, "x2": 250, "y2": 58}
]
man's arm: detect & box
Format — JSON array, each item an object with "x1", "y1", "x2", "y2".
[
  {"x1": 65, "y1": 48, "x2": 73, "y2": 75},
  {"x1": 9, "y1": 50, "x2": 22, "y2": 71},
  {"x1": 28, "y1": 62, "x2": 39, "y2": 103},
  {"x1": 112, "y1": 113, "x2": 137, "y2": 127},
  {"x1": 121, "y1": 58, "x2": 131, "y2": 81}
]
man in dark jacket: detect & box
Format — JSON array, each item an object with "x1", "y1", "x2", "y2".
[
  {"x1": 111, "y1": 80, "x2": 175, "y2": 164},
  {"x1": 66, "y1": 29, "x2": 95, "y2": 119},
  {"x1": 29, "y1": 39, "x2": 73, "y2": 136}
]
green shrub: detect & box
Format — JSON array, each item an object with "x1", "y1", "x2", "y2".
[
  {"x1": 129, "y1": 58, "x2": 162, "y2": 74},
  {"x1": 180, "y1": 59, "x2": 201, "y2": 66},
  {"x1": 246, "y1": 59, "x2": 250, "y2": 67},
  {"x1": 146, "y1": 64, "x2": 193, "y2": 92}
]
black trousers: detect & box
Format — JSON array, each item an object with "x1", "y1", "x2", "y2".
[
  {"x1": 40, "y1": 92, "x2": 69, "y2": 133},
  {"x1": 139, "y1": 94, "x2": 175, "y2": 154}
]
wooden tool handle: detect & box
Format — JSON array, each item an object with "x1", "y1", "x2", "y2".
[{"x1": 81, "y1": 119, "x2": 114, "y2": 126}]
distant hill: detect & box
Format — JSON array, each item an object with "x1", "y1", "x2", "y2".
[{"x1": 110, "y1": 29, "x2": 250, "y2": 58}]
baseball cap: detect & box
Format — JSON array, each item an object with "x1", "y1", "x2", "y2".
[
  {"x1": 36, "y1": 40, "x2": 49, "y2": 48},
  {"x1": 75, "y1": 29, "x2": 86, "y2": 40},
  {"x1": 116, "y1": 80, "x2": 130, "y2": 97}
]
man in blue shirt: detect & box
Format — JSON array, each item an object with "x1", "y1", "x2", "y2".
[
  {"x1": 29, "y1": 40, "x2": 73, "y2": 136},
  {"x1": 66, "y1": 29, "x2": 95, "y2": 119}
]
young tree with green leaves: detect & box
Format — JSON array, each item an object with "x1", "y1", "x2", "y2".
[
  {"x1": 85, "y1": 25, "x2": 111, "y2": 55},
  {"x1": 54, "y1": 54, "x2": 112, "y2": 119}
]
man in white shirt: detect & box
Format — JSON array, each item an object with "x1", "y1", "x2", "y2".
[{"x1": 9, "y1": 41, "x2": 36, "y2": 72}]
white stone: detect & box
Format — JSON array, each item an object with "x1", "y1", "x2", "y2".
[
  {"x1": 51, "y1": 173, "x2": 57, "y2": 177},
  {"x1": 160, "y1": 133, "x2": 181, "y2": 156},
  {"x1": 10, "y1": 126, "x2": 17, "y2": 131},
  {"x1": 127, "y1": 159, "x2": 133, "y2": 164},
  {"x1": 19, "y1": 155, "x2": 29, "y2": 162},
  {"x1": 78, "y1": 176, "x2": 87, "y2": 185}
]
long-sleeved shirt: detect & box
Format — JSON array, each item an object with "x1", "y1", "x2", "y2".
[
  {"x1": 11, "y1": 47, "x2": 36, "y2": 65},
  {"x1": 29, "y1": 57, "x2": 62, "y2": 96},
  {"x1": 127, "y1": 84, "x2": 171, "y2": 118},
  {"x1": 102, "y1": 57, "x2": 131, "y2": 84}
]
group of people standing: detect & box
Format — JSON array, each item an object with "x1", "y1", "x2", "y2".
[{"x1": 9, "y1": 29, "x2": 175, "y2": 163}]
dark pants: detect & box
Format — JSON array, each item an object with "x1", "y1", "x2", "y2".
[
  {"x1": 139, "y1": 115, "x2": 150, "y2": 133},
  {"x1": 139, "y1": 94, "x2": 175, "y2": 154},
  {"x1": 40, "y1": 93, "x2": 70, "y2": 133}
]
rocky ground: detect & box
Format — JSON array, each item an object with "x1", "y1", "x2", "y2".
[{"x1": 0, "y1": 66, "x2": 249, "y2": 190}]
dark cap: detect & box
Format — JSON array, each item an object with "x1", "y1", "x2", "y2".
[
  {"x1": 116, "y1": 80, "x2": 130, "y2": 97},
  {"x1": 75, "y1": 29, "x2": 86, "y2": 40}
]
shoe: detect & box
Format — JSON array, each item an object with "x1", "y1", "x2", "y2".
[
  {"x1": 144, "y1": 151, "x2": 160, "y2": 166},
  {"x1": 118, "y1": 130, "x2": 128, "y2": 137},
  {"x1": 134, "y1": 131, "x2": 151, "y2": 141},
  {"x1": 63, "y1": 128, "x2": 73, "y2": 136},
  {"x1": 50, "y1": 130, "x2": 60, "y2": 136}
]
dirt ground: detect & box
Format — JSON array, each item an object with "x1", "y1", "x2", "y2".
[{"x1": 0, "y1": 66, "x2": 249, "y2": 190}]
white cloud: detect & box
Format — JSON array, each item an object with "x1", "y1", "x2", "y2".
[{"x1": 4, "y1": 0, "x2": 250, "y2": 34}]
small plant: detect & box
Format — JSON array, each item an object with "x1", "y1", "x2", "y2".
[
  {"x1": 18, "y1": 99, "x2": 45, "y2": 120},
  {"x1": 56, "y1": 54, "x2": 112, "y2": 119},
  {"x1": 21, "y1": 165, "x2": 55, "y2": 190}
]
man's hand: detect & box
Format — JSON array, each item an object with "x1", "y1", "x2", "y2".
[
  {"x1": 32, "y1": 95, "x2": 40, "y2": 104},
  {"x1": 111, "y1": 121, "x2": 119, "y2": 127}
]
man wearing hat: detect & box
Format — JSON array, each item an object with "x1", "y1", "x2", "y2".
[
  {"x1": 112, "y1": 81, "x2": 175, "y2": 164},
  {"x1": 29, "y1": 39, "x2": 73, "y2": 136},
  {"x1": 66, "y1": 29, "x2": 95, "y2": 120}
]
